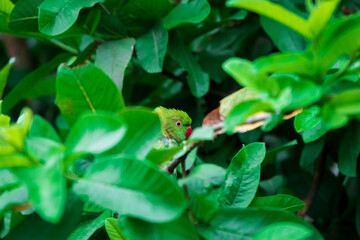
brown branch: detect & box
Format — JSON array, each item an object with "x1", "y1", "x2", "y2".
[
  {"x1": 298, "y1": 151, "x2": 325, "y2": 218},
  {"x1": 165, "y1": 141, "x2": 202, "y2": 174}
]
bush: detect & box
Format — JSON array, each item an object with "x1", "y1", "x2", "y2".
[{"x1": 0, "y1": 0, "x2": 359, "y2": 239}]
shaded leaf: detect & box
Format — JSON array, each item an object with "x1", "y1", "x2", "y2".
[
  {"x1": 56, "y1": 62, "x2": 125, "y2": 125},
  {"x1": 250, "y1": 194, "x2": 305, "y2": 212},
  {"x1": 217, "y1": 142, "x2": 266, "y2": 208},
  {"x1": 136, "y1": 21, "x2": 168, "y2": 73},
  {"x1": 163, "y1": 0, "x2": 211, "y2": 29},
  {"x1": 73, "y1": 155, "x2": 187, "y2": 223},
  {"x1": 95, "y1": 38, "x2": 135, "y2": 90},
  {"x1": 38, "y1": 0, "x2": 104, "y2": 36},
  {"x1": 168, "y1": 32, "x2": 209, "y2": 98}
]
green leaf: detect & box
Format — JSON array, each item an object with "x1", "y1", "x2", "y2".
[
  {"x1": 0, "y1": 58, "x2": 15, "y2": 99},
  {"x1": 254, "y1": 52, "x2": 318, "y2": 79},
  {"x1": 300, "y1": 138, "x2": 324, "y2": 174},
  {"x1": 302, "y1": 121, "x2": 328, "y2": 143},
  {"x1": 12, "y1": 139, "x2": 66, "y2": 223},
  {"x1": 217, "y1": 142, "x2": 266, "y2": 208},
  {"x1": 105, "y1": 218, "x2": 126, "y2": 240},
  {"x1": 72, "y1": 155, "x2": 187, "y2": 223},
  {"x1": 226, "y1": 0, "x2": 312, "y2": 39},
  {"x1": 197, "y1": 208, "x2": 322, "y2": 240},
  {"x1": 0, "y1": 0, "x2": 14, "y2": 33},
  {"x1": 68, "y1": 211, "x2": 111, "y2": 240},
  {"x1": 307, "y1": 0, "x2": 340, "y2": 39},
  {"x1": 168, "y1": 32, "x2": 209, "y2": 98},
  {"x1": 105, "y1": 108, "x2": 161, "y2": 159},
  {"x1": 147, "y1": 145, "x2": 183, "y2": 165},
  {"x1": 56, "y1": 61, "x2": 125, "y2": 125},
  {"x1": 331, "y1": 89, "x2": 360, "y2": 115},
  {"x1": 65, "y1": 112, "x2": 126, "y2": 156},
  {"x1": 136, "y1": 21, "x2": 168, "y2": 73},
  {"x1": 188, "y1": 126, "x2": 214, "y2": 142},
  {"x1": 179, "y1": 164, "x2": 226, "y2": 195},
  {"x1": 318, "y1": 15, "x2": 360, "y2": 70},
  {"x1": 5, "y1": 193, "x2": 83, "y2": 240},
  {"x1": 38, "y1": 0, "x2": 105, "y2": 36},
  {"x1": 163, "y1": 0, "x2": 211, "y2": 29},
  {"x1": 0, "y1": 186, "x2": 28, "y2": 214},
  {"x1": 338, "y1": 122, "x2": 360, "y2": 177},
  {"x1": 118, "y1": 215, "x2": 199, "y2": 240},
  {"x1": 222, "y1": 58, "x2": 269, "y2": 92},
  {"x1": 260, "y1": 16, "x2": 307, "y2": 52},
  {"x1": 3, "y1": 53, "x2": 72, "y2": 113},
  {"x1": 295, "y1": 105, "x2": 322, "y2": 132},
  {"x1": 253, "y1": 222, "x2": 312, "y2": 240},
  {"x1": 29, "y1": 115, "x2": 62, "y2": 143},
  {"x1": 250, "y1": 194, "x2": 305, "y2": 212},
  {"x1": 95, "y1": 38, "x2": 135, "y2": 90},
  {"x1": 224, "y1": 100, "x2": 272, "y2": 134},
  {"x1": 262, "y1": 140, "x2": 297, "y2": 168},
  {"x1": 220, "y1": 87, "x2": 262, "y2": 117},
  {"x1": 8, "y1": 0, "x2": 43, "y2": 32}
]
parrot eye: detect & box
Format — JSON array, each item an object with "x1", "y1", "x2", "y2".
[{"x1": 175, "y1": 121, "x2": 182, "y2": 127}]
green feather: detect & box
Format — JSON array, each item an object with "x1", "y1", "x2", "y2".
[{"x1": 154, "y1": 106, "x2": 192, "y2": 148}]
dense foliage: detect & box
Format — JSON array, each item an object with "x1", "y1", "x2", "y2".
[{"x1": 0, "y1": 0, "x2": 359, "y2": 239}]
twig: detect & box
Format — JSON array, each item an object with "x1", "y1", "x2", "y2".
[
  {"x1": 298, "y1": 151, "x2": 325, "y2": 218},
  {"x1": 70, "y1": 39, "x2": 103, "y2": 67},
  {"x1": 165, "y1": 141, "x2": 201, "y2": 173},
  {"x1": 98, "y1": 3, "x2": 111, "y2": 14}
]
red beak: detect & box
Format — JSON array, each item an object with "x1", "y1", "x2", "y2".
[{"x1": 185, "y1": 127, "x2": 192, "y2": 139}]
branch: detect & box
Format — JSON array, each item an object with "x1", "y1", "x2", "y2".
[
  {"x1": 298, "y1": 150, "x2": 325, "y2": 218},
  {"x1": 165, "y1": 141, "x2": 202, "y2": 174}
]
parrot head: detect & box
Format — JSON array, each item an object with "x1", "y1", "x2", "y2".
[{"x1": 154, "y1": 106, "x2": 192, "y2": 143}]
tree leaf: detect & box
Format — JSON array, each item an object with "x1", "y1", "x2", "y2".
[
  {"x1": 0, "y1": 0, "x2": 14, "y2": 33},
  {"x1": 5, "y1": 193, "x2": 83, "y2": 240},
  {"x1": 188, "y1": 126, "x2": 214, "y2": 142},
  {"x1": 163, "y1": 0, "x2": 211, "y2": 29},
  {"x1": 68, "y1": 211, "x2": 111, "y2": 240},
  {"x1": 338, "y1": 122, "x2": 360, "y2": 177},
  {"x1": 300, "y1": 138, "x2": 324, "y2": 174},
  {"x1": 29, "y1": 115, "x2": 62, "y2": 143},
  {"x1": 197, "y1": 208, "x2": 323, "y2": 240},
  {"x1": 65, "y1": 112, "x2": 126, "y2": 156},
  {"x1": 56, "y1": 61, "x2": 125, "y2": 125},
  {"x1": 250, "y1": 194, "x2": 305, "y2": 212},
  {"x1": 0, "y1": 57, "x2": 15, "y2": 99},
  {"x1": 95, "y1": 38, "x2": 135, "y2": 90},
  {"x1": 12, "y1": 138, "x2": 66, "y2": 223},
  {"x1": 72, "y1": 155, "x2": 187, "y2": 223},
  {"x1": 307, "y1": 0, "x2": 340, "y2": 39},
  {"x1": 38, "y1": 0, "x2": 105, "y2": 36},
  {"x1": 8, "y1": 0, "x2": 43, "y2": 32},
  {"x1": 168, "y1": 31, "x2": 209, "y2": 98},
  {"x1": 179, "y1": 164, "x2": 226, "y2": 195},
  {"x1": 318, "y1": 15, "x2": 360, "y2": 70},
  {"x1": 217, "y1": 142, "x2": 266, "y2": 208},
  {"x1": 3, "y1": 53, "x2": 72, "y2": 113},
  {"x1": 260, "y1": 16, "x2": 307, "y2": 52},
  {"x1": 136, "y1": 21, "x2": 168, "y2": 73},
  {"x1": 105, "y1": 218, "x2": 126, "y2": 240},
  {"x1": 105, "y1": 108, "x2": 161, "y2": 160},
  {"x1": 253, "y1": 222, "x2": 312, "y2": 240},
  {"x1": 226, "y1": 0, "x2": 312, "y2": 39},
  {"x1": 295, "y1": 105, "x2": 322, "y2": 132},
  {"x1": 118, "y1": 215, "x2": 199, "y2": 240}
]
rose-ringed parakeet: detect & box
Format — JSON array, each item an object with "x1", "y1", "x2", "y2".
[{"x1": 154, "y1": 106, "x2": 192, "y2": 148}]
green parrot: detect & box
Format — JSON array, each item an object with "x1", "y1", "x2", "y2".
[{"x1": 154, "y1": 106, "x2": 192, "y2": 148}]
